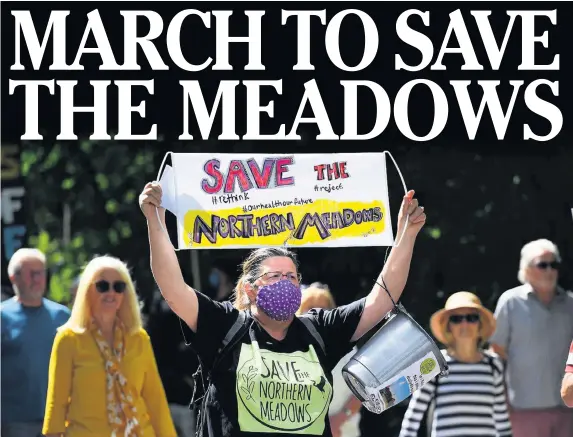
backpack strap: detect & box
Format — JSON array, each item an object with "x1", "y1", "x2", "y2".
[
  {"x1": 186, "y1": 310, "x2": 250, "y2": 406},
  {"x1": 220, "y1": 311, "x2": 248, "y2": 352},
  {"x1": 483, "y1": 350, "x2": 501, "y2": 378},
  {"x1": 195, "y1": 311, "x2": 250, "y2": 437},
  {"x1": 209, "y1": 311, "x2": 249, "y2": 378},
  {"x1": 298, "y1": 315, "x2": 326, "y2": 357}
]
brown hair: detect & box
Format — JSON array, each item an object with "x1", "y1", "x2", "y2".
[
  {"x1": 233, "y1": 248, "x2": 300, "y2": 310},
  {"x1": 297, "y1": 285, "x2": 336, "y2": 315}
]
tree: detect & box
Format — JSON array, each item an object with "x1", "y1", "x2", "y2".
[{"x1": 22, "y1": 140, "x2": 161, "y2": 304}]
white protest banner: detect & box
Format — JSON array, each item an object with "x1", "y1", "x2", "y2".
[{"x1": 157, "y1": 152, "x2": 406, "y2": 250}]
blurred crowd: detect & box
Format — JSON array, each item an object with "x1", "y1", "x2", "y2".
[{"x1": 1, "y1": 238, "x2": 572, "y2": 437}]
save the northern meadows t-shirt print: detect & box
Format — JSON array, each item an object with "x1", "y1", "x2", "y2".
[{"x1": 236, "y1": 340, "x2": 333, "y2": 434}]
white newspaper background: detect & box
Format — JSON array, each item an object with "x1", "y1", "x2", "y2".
[{"x1": 363, "y1": 350, "x2": 441, "y2": 414}]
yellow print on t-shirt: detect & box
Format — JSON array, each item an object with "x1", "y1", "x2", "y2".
[{"x1": 236, "y1": 343, "x2": 333, "y2": 434}]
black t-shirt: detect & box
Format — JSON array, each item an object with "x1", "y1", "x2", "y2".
[{"x1": 185, "y1": 291, "x2": 366, "y2": 437}]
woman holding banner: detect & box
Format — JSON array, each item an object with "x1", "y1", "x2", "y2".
[{"x1": 139, "y1": 181, "x2": 426, "y2": 437}]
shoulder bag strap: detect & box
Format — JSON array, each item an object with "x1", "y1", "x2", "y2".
[{"x1": 298, "y1": 316, "x2": 326, "y2": 357}]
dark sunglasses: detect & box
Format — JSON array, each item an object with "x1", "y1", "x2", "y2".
[
  {"x1": 449, "y1": 313, "x2": 480, "y2": 324},
  {"x1": 534, "y1": 261, "x2": 560, "y2": 270},
  {"x1": 95, "y1": 280, "x2": 126, "y2": 294}
]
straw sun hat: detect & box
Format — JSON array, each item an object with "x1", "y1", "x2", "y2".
[{"x1": 430, "y1": 291, "x2": 496, "y2": 346}]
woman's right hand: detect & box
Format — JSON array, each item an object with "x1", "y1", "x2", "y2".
[
  {"x1": 139, "y1": 181, "x2": 163, "y2": 219},
  {"x1": 141, "y1": 181, "x2": 199, "y2": 332}
]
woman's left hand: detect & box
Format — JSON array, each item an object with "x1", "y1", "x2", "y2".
[{"x1": 397, "y1": 190, "x2": 426, "y2": 237}]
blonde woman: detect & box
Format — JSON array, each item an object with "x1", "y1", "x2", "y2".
[
  {"x1": 42, "y1": 256, "x2": 176, "y2": 437},
  {"x1": 399, "y1": 292, "x2": 512, "y2": 437},
  {"x1": 298, "y1": 285, "x2": 362, "y2": 437}
]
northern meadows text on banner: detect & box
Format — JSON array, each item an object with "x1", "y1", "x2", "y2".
[{"x1": 158, "y1": 153, "x2": 396, "y2": 249}]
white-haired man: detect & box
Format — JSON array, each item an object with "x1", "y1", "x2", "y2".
[
  {"x1": 1, "y1": 248, "x2": 70, "y2": 437},
  {"x1": 490, "y1": 239, "x2": 573, "y2": 437}
]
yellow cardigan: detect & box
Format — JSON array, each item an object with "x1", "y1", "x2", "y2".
[{"x1": 43, "y1": 326, "x2": 177, "y2": 437}]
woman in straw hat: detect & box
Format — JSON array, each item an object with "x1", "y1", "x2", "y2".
[{"x1": 398, "y1": 291, "x2": 513, "y2": 437}]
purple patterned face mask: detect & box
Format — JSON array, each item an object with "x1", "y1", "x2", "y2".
[{"x1": 255, "y1": 280, "x2": 302, "y2": 321}]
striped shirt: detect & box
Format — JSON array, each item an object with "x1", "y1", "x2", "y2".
[
  {"x1": 566, "y1": 340, "x2": 573, "y2": 373},
  {"x1": 399, "y1": 350, "x2": 512, "y2": 437}
]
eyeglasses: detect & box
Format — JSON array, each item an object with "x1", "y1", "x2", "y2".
[
  {"x1": 256, "y1": 271, "x2": 302, "y2": 284},
  {"x1": 95, "y1": 280, "x2": 126, "y2": 294},
  {"x1": 534, "y1": 261, "x2": 560, "y2": 270},
  {"x1": 449, "y1": 313, "x2": 480, "y2": 324}
]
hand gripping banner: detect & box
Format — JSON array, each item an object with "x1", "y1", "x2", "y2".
[{"x1": 156, "y1": 152, "x2": 408, "y2": 250}]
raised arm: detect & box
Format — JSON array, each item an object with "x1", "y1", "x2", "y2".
[
  {"x1": 351, "y1": 190, "x2": 425, "y2": 342},
  {"x1": 140, "y1": 182, "x2": 199, "y2": 332}
]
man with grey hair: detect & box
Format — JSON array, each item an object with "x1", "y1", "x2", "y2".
[
  {"x1": 1, "y1": 248, "x2": 70, "y2": 437},
  {"x1": 490, "y1": 239, "x2": 573, "y2": 437}
]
